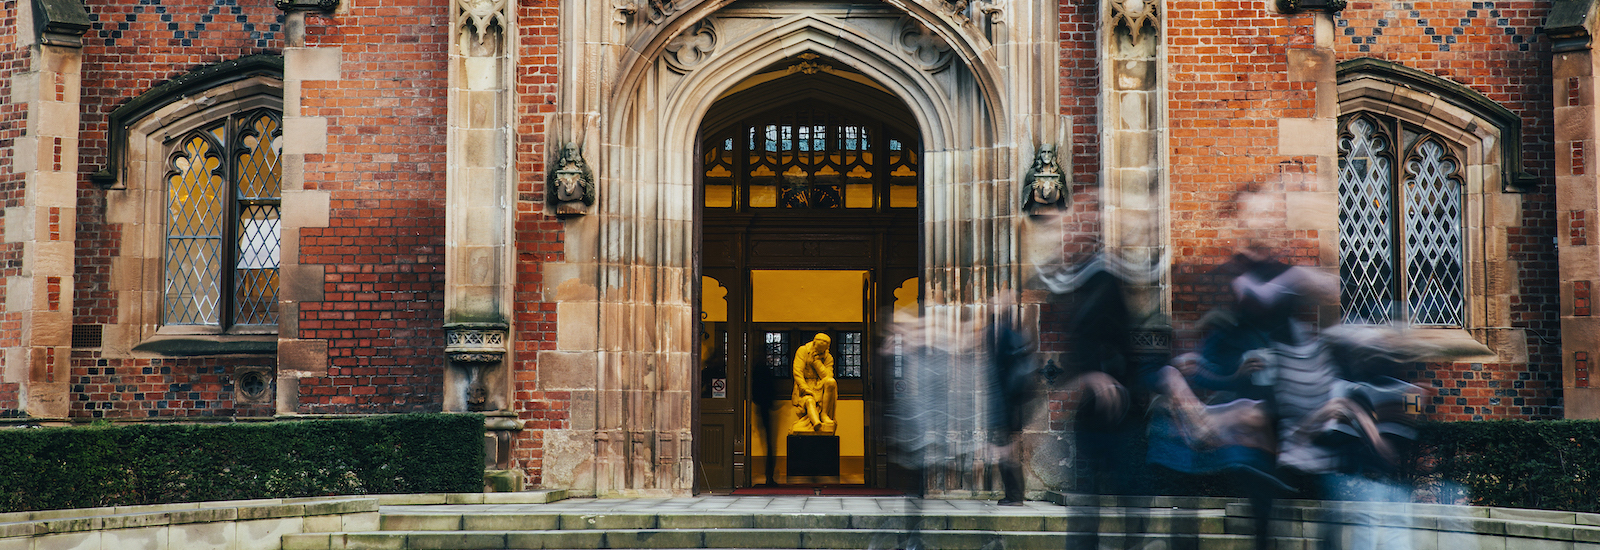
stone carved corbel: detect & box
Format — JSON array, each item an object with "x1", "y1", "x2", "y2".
[
  {"x1": 549, "y1": 144, "x2": 596, "y2": 216},
  {"x1": 458, "y1": 0, "x2": 508, "y2": 56},
  {"x1": 664, "y1": 19, "x2": 718, "y2": 73},
  {"x1": 1108, "y1": 0, "x2": 1159, "y2": 46},
  {"x1": 445, "y1": 323, "x2": 508, "y2": 412},
  {"x1": 1022, "y1": 144, "x2": 1067, "y2": 215},
  {"x1": 897, "y1": 19, "x2": 955, "y2": 73}
]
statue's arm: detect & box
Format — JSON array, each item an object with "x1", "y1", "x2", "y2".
[{"x1": 793, "y1": 352, "x2": 816, "y2": 395}]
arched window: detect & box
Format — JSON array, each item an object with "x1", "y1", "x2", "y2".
[
  {"x1": 1338, "y1": 113, "x2": 1465, "y2": 327},
  {"x1": 163, "y1": 110, "x2": 282, "y2": 327},
  {"x1": 98, "y1": 55, "x2": 285, "y2": 350}
]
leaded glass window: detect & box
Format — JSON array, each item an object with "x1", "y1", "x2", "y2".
[
  {"x1": 164, "y1": 109, "x2": 282, "y2": 327},
  {"x1": 1337, "y1": 114, "x2": 1464, "y2": 327},
  {"x1": 702, "y1": 105, "x2": 918, "y2": 211}
]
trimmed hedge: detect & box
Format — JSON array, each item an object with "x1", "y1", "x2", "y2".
[
  {"x1": 0, "y1": 413, "x2": 485, "y2": 512},
  {"x1": 1407, "y1": 420, "x2": 1600, "y2": 513}
]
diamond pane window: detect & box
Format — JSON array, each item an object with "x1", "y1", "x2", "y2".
[
  {"x1": 1337, "y1": 114, "x2": 1464, "y2": 327},
  {"x1": 164, "y1": 109, "x2": 282, "y2": 327}
]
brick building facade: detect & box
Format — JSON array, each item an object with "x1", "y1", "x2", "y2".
[{"x1": 3, "y1": 0, "x2": 1596, "y2": 496}]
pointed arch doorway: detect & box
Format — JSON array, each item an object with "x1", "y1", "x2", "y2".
[{"x1": 696, "y1": 55, "x2": 922, "y2": 493}]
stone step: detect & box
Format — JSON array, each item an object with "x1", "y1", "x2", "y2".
[
  {"x1": 284, "y1": 528, "x2": 1311, "y2": 550},
  {"x1": 377, "y1": 510, "x2": 1231, "y2": 534}
]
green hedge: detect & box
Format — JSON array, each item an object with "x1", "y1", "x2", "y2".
[
  {"x1": 1406, "y1": 420, "x2": 1600, "y2": 513},
  {"x1": 0, "y1": 413, "x2": 485, "y2": 512}
]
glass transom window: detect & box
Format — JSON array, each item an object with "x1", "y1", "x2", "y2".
[{"x1": 703, "y1": 105, "x2": 918, "y2": 210}]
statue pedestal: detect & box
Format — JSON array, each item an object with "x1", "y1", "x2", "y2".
[{"x1": 786, "y1": 433, "x2": 839, "y2": 477}]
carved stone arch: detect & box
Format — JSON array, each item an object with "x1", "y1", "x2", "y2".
[
  {"x1": 611, "y1": 2, "x2": 1008, "y2": 139},
  {"x1": 546, "y1": 0, "x2": 1030, "y2": 497}
]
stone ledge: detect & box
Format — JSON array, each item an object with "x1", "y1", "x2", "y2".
[
  {"x1": 0, "y1": 496, "x2": 376, "y2": 539},
  {"x1": 374, "y1": 490, "x2": 567, "y2": 506}
]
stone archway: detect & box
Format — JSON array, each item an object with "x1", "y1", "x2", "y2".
[{"x1": 539, "y1": 0, "x2": 1060, "y2": 496}]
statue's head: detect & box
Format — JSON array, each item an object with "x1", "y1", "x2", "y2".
[
  {"x1": 1038, "y1": 143, "x2": 1056, "y2": 164},
  {"x1": 811, "y1": 333, "x2": 831, "y2": 350}
]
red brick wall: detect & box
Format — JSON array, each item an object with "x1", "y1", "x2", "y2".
[
  {"x1": 66, "y1": 353, "x2": 277, "y2": 418},
  {"x1": 295, "y1": 5, "x2": 450, "y2": 413},
  {"x1": 1337, "y1": 0, "x2": 1560, "y2": 419},
  {"x1": 1166, "y1": 1, "x2": 1321, "y2": 340},
  {"x1": 0, "y1": 0, "x2": 26, "y2": 416},
  {"x1": 510, "y1": 0, "x2": 562, "y2": 486}
]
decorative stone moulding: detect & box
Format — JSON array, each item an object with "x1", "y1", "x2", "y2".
[
  {"x1": 1276, "y1": 0, "x2": 1347, "y2": 14},
  {"x1": 445, "y1": 323, "x2": 508, "y2": 364},
  {"x1": 458, "y1": 0, "x2": 508, "y2": 55},
  {"x1": 275, "y1": 0, "x2": 338, "y2": 12},
  {"x1": 1022, "y1": 144, "x2": 1067, "y2": 215},
  {"x1": 548, "y1": 144, "x2": 596, "y2": 216},
  {"x1": 1108, "y1": 0, "x2": 1159, "y2": 45},
  {"x1": 896, "y1": 18, "x2": 955, "y2": 73},
  {"x1": 33, "y1": 0, "x2": 92, "y2": 47},
  {"x1": 618, "y1": 0, "x2": 677, "y2": 25},
  {"x1": 664, "y1": 19, "x2": 718, "y2": 73},
  {"x1": 445, "y1": 323, "x2": 508, "y2": 412},
  {"x1": 234, "y1": 366, "x2": 275, "y2": 404}
]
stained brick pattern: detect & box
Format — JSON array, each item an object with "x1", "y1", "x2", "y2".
[
  {"x1": 1409, "y1": 361, "x2": 1560, "y2": 420},
  {"x1": 67, "y1": 352, "x2": 276, "y2": 418},
  {"x1": 1334, "y1": 1, "x2": 1558, "y2": 420},
  {"x1": 1573, "y1": 210, "x2": 1588, "y2": 246},
  {"x1": 1578, "y1": 352, "x2": 1591, "y2": 388}
]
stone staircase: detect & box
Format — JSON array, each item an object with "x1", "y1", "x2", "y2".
[{"x1": 280, "y1": 493, "x2": 1311, "y2": 550}]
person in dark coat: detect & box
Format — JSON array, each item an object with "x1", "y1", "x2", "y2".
[{"x1": 985, "y1": 294, "x2": 1037, "y2": 505}]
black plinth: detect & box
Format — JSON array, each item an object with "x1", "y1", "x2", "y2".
[{"x1": 786, "y1": 433, "x2": 840, "y2": 477}]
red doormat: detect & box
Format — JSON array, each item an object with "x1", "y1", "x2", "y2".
[{"x1": 730, "y1": 485, "x2": 906, "y2": 496}]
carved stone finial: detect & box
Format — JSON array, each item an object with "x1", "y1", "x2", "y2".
[
  {"x1": 664, "y1": 19, "x2": 718, "y2": 72},
  {"x1": 549, "y1": 144, "x2": 596, "y2": 216},
  {"x1": 1109, "y1": 0, "x2": 1159, "y2": 46},
  {"x1": 1022, "y1": 144, "x2": 1067, "y2": 215}
]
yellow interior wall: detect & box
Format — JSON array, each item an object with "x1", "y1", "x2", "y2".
[
  {"x1": 701, "y1": 276, "x2": 728, "y2": 322},
  {"x1": 750, "y1": 270, "x2": 866, "y2": 323},
  {"x1": 749, "y1": 399, "x2": 865, "y2": 457}
]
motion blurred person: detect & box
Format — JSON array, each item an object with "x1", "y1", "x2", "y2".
[{"x1": 985, "y1": 293, "x2": 1037, "y2": 505}]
